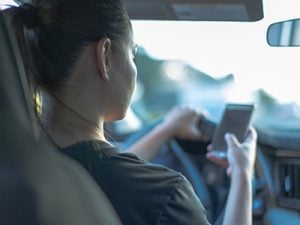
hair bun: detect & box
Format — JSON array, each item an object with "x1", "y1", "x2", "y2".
[{"x1": 19, "y1": 3, "x2": 40, "y2": 29}]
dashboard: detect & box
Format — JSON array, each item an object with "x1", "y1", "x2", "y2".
[{"x1": 254, "y1": 130, "x2": 300, "y2": 224}]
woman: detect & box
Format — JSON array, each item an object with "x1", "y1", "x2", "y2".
[{"x1": 6, "y1": 1, "x2": 257, "y2": 225}]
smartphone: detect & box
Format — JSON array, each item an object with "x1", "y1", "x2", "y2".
[{"x1": 211, "y1": 104, "x2": 254, "y2": 151}]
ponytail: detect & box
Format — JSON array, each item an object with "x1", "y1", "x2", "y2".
[
  {"x1": 4, "y1": 3, "x2": 40, "y2": 86},
  {"x1": 4, "y1": 3, "x2": 44, "y2": 120}
]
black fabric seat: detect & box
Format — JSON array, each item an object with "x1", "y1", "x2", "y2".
[
  {"x1": 0, "y1": 160, "x2": 39, "y2": 225},
  {"x1": 0, "y1": 12, "x2": 122, "y2": 225}
]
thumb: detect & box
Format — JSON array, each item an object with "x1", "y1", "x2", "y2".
[
  {"x1": 190, "y1": 127, "x2": 203, "y2": 140},
  {"x1": 225, "y1": 133, "x2": 240, "y2": 149},
  {"x1": 226, "y1": 166, "x2": 232, "y2": 177},
  {"x1": 243, "y1": 127, "x2": 257, "y2": 145}
]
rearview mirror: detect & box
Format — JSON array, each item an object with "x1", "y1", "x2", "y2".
[{"x1": 267, "y1": 18, "x2": 300, "y2": 47}]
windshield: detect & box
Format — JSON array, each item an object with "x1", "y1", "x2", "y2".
[
  {"x1": 2, "y1": 0, "x2": 300, "y2": 133},
  {"x1": 121, "y1": 0, "x2": 300, "y2": 132}
]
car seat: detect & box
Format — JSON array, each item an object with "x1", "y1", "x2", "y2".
[{"x1": 0, "y1": 11, "x2": 122, "y2": 225}]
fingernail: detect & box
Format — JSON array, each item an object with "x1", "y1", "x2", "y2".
[{"x1": 225, "y1": 133, "x2": 232, "y2": 139}]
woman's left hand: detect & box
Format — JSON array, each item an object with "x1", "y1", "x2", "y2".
[{"x1": 159, "y1": 106, "x2": 207, "y2": 141}]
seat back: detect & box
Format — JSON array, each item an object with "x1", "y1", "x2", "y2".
[{"x1": 0, "y1": 12, "x2": 121, "y2": 225}]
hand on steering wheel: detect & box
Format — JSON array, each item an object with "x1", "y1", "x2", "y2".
[{"x1": 160, "y1": 106, "x2": 209, "y2": 142}]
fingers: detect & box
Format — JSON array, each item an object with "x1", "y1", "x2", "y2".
[
  {"x1": 206, "y1": 127, "x2": 257, "y2": 177},
  {"x1": 206, "y1": 151, "x2": 229, "y2": 168},
  {"x1": 172, "y1": 105, "x2": 204, "y2": 119},
  {"x1": 243, "y1": 126, "x2": 257, "y2": 145},
  {"x1": 207, "y1": 144, "x2": 213, "y2": 151},
  {"x1": 187, "y1": 126, "x2": 203, "y2": 140},
  {"x1": 207, "y1": 128, "x2": 255, "y2": 152},
  {"x1": 164, "y1": 105, "x2": 214, "y2": 142},
  {"x1": 167, "y1": 106, "x2": 199, "y2": 122},
  {"x1": 226, "y1": 167, "x2": 232, "y2": 177},
  {"x1": 194, "y1": 112, "x2": 203, "y2": 124},
  {"x1": 195, "y1": 110, "x2": 216, "y2": 142},
  {"x1": 225, "y1": 133, "x2": 240, "y2": 149}
]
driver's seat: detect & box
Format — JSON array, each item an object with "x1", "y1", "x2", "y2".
[{"x1": 0, "y1": 12, "x2": 122, "y2": 225}]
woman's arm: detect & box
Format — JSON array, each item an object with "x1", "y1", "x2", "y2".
[
  {"x1": 125, "y1": 106, "x2": 205, "y2": 161},
  {"x1": 207, "y1": 127, "x2": 257, "y2": 225},
  {"x1": 223, "y1": 169, "x2": 252, "y2": 225}
]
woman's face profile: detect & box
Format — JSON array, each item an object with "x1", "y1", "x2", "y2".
[{"x1": 104, "y1": 37, "x2": 137, "y2": 121}]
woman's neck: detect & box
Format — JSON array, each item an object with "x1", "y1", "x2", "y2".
[{"x1": 40, "y1": 92, "x2": 106, "y2": 148}]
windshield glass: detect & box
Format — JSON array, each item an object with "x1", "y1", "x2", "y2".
[
  {"x1": 121, "y1": 0, "x2": 300, "y2": 132},
  {"x1": 1, "y1": 0, "x2": 300, "y2": 133}
]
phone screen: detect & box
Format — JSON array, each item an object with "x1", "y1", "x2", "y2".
[{"x1": 211, "y1": 104, "x2": 254, "y2": 151}]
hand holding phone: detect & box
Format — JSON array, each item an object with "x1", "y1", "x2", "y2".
[{"x1": 211, "y1": 104, "x2": 254, "y2": 152}]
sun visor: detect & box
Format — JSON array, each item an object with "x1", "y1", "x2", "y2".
[
  {"x1": 124, "y1": 0, "x2": 264, "y2": 22},
  {"x1": 14, "y1": 0, "x2": 264, "y2": 21}
]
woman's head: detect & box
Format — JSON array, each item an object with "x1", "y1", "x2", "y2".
[{"x1": 6, "y1": 0, "x2": 137, "y2": 122}]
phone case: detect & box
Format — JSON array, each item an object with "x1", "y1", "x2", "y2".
[{"x1": 211, "y1": 104, "x2": 254, "y2": 151}]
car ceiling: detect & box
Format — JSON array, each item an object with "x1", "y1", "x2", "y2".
[{"x1": 15, "y1": 0, "x2": 263, "y2": 21}]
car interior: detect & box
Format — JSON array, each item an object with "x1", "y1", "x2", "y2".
[{"x1": 0, "y1": 0, "x2": 299, "y2": 225}]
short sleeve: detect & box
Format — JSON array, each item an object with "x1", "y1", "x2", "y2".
[{"x1": 157, "y1": 176, "x2": 211, "y2": 225}]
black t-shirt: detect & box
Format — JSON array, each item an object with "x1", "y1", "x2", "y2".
[{"x1": 61, "y1": 140, "x2": 211, "y2": 225}]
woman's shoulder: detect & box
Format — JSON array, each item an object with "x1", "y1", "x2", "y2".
[
  {"x1": 60, "y1": 140, "x2": 184, "y2": 183},
  {"x1": 60, "y1": 139, "x2": 187, "y2": 205}
]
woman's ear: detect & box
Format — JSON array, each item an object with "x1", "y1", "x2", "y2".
[{"x1": 95, "y1": 37, "x2": 112, "y2": 82}]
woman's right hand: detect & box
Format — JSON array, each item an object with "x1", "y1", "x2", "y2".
[{"x1": 206, "y1": 127, "x2": 257, "y2": 177}]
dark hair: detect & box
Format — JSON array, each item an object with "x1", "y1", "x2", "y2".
[{"x1": 5, "y1": 0, "x2": 131, "y2": 91}]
